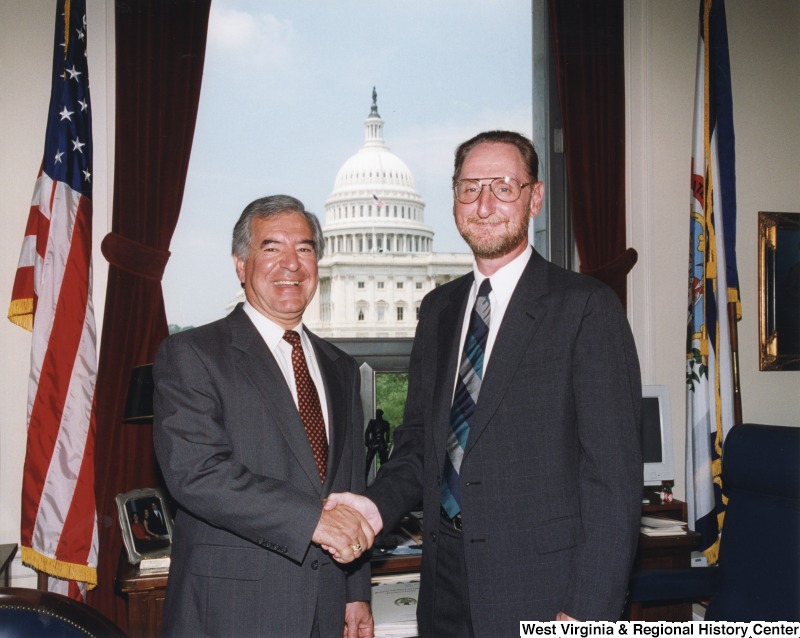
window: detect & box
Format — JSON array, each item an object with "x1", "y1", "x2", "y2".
[
  {"x1": 326, "y1": 338, "x2": 413, "y2": 481},
  {"x1": 396, "y1": 281, "x2": 403, "y2": 290},
  {"x1": 163, "y1": 1, "x2": 558, "y2": 332},
  {"x1": 158, "y1": 3, "x2": 571, "y2": 503}
]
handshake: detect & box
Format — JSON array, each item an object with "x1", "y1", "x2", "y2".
[{"x1": 312, "y1": 493, "x2": 384, "y2": 564}]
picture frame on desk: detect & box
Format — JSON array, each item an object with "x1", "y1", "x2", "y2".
[{"x1": 116, "y1": 487, "x2": 173, "y2": 566}]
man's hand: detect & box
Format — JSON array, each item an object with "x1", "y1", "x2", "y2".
[
  {"x1": 556, "y1": 611, "x2": 578, "y2": 621},
  {"x1": 312, "y1": 504, "x2": 374, "y2": 564},
  {"x1": 344, "y1": 601, "x2": 373, "y2": 638},
  {"x1": 324, "y1": 492, "x2": 383, "y2": 535}
]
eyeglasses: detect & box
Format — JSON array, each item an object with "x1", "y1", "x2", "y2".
[{"x1": 453, "y1": 177, "x2": 531, "y2": 204}]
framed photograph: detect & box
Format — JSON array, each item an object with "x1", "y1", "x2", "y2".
[
  {"x1": 758, "y1": 212, "x2": 800, "y2": 371},
  {"x1": 116, "y1": 487, "x2": 174, "y2": 565}
]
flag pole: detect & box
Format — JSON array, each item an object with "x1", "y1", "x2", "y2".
[{"x1": 728, "y1": 301, "x2": 742, "y2": 424}]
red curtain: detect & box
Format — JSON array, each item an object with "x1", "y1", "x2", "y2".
[
  {"x1": 87, "y1": 0, "x2": 211, "y2": 628},
  {"x1": 548, "y1": 0, "x2": 637, "y2": 308}
]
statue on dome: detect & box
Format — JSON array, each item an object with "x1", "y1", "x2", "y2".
[{"x1": 370, "y1": 86, "x2": 379, "y2": 116}]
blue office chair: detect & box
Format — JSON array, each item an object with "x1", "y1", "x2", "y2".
[
  {"x1": 629, "y1": 423, "x2": 800, "y2": 621},
  {"x1": 0, "y1": 587, "x2": 127, "y2": 637}
]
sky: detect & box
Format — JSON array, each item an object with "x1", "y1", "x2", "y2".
[{"x1": 163, "y1": 0, "x2": 533, "y2": 328}]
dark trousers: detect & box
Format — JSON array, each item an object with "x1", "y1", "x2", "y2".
[{"x1": 429, "y1": 517, "x2": 474, "y2": 638}]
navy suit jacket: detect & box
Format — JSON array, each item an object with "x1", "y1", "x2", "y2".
[
  {"x1": 368, "y1": 250, "x2": 642, "y2": 634},
  {"x1": 153, "y1": 304, "x2": 370, "y2": 637}
]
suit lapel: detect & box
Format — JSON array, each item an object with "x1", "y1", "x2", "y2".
[
  {"x1": 228, "y1": 307, "x2": 324, "y2": 493},
  {"x1": 432, "y1": 277, "x2": 473, "y2": 469},
  {"x1": 465, "y1": 252, "x2": 550, "y2": 455}
]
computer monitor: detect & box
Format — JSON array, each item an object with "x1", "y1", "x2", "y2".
[{"x1": 641, "y1": 385, "x2": 675, "y2": 486}]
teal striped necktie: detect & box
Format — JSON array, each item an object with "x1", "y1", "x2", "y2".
[{"x1": 441, "y1": 278, "x2": 492, "y2": 518}]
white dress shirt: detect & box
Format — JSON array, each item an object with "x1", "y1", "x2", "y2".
[
  {"x1": 455, "y1": 246, "x2": 532, "y2": 381},
  {"x1": 243, "y1": 301, "x2": 330, "y2": 439}
]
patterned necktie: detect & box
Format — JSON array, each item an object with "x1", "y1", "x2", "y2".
[
  {"x1": 441, "y1": 278, "x2": 492, "y2": 518},
  {"x1": 283, "y1": 330, "x2": 328, "y2": 483}
]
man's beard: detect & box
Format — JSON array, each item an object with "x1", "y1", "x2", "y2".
[{"x1": 455, "y1": 213, "x2": 529, "y2": 260}]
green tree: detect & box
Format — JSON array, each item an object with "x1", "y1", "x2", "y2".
[{"x1": 374, "y1": 372, "x2": 409, "y2": 447}]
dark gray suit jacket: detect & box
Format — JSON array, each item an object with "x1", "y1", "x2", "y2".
[
  {"x1": 153, "y1": 304, "x2": 370, "y2": 637},
  {"x1": 368, "y1": 250, "x2": 642, "y2": 635}
]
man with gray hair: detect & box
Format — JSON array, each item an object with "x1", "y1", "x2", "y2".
[{"x1": 154, "y1": 194, "x2": 375, "y2": 637}]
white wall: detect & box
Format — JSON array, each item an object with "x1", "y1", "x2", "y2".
[
  {"x1": 629, "y1": 0, "x2": 800, "y2": 501},
  {"x1": 0, "y1": 0, "x2": 797, "y2": 586},
  {"x1": 0, "y1": 0, "x2": 112, "y2": 586}
]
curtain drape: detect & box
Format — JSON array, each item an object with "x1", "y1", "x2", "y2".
[
  {"x1": 87, "y1": 0, "x2": 211, "y2": 628},
  {"x1": 548, "y1": 0, "x2": 637, "y2": 309}
]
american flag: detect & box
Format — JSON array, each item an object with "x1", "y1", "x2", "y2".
[
  {"x1": 373, "y1": 193, "x2": 386, "y2": 209},
  {"x1": 8, "y1": 0, "x2": 99, "y2": 599}
]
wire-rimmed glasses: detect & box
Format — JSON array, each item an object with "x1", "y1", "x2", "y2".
[{"x1": 453, "y1": 176, "x2": 531, "y2": 204}]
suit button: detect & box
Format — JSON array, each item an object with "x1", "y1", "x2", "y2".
[
  {"x1": 311, "y1": 560, "x2": 319, "y2": 570},
  {"x1": 257, "y1": 538, "x2": 265, "y2": 547},
  {"x1": 430, "y1": 531, "x2": 437, "y2": 543}
]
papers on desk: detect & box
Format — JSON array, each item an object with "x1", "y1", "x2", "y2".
[
  {"x1": 372, "y1": 573, "x2": 420, "y2": 638},
  {"x1": 379, "y1": 545, "x2": 422, "y2": 555},
  {"x1": 138, "y1": 555, "x2": 171, "y2": 572},
  {"x1": 640, "y1": 515, "x2": 688, "y2": 536}
]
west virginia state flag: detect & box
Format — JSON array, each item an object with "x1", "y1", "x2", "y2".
[
  {"x1": 685, "y1": 0, "x2": 740, "y2": 565},
  {"x1": 8, "y1": 0, "x2": 99, "y2": 599}
]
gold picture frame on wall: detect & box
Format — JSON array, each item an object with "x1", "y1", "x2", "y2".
[{"x1": 758, "y1": 212, "x2": 800, "y2": 371}]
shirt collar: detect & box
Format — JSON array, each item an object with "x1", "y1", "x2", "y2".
[
  {"x1": 242, "y1": 300, "x2": 303, "y2": 350},
  {"x1": 471, "y1": 245, "x2": 532, "y2": 304}
]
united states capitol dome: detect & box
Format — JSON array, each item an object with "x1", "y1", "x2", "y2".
[
  {"x1": 323, "y1": 88, "x2": 433, "y2": 256},
  {"x1": 331, "y1": 119, "x2": 416, "y2": 194}
]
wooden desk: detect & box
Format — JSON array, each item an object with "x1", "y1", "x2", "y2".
[
  {"x1": 641, "y1": 496, "x2": 687, "y2": 521},
  {"x1": 371, "y1": 551, "x2": 421, "y2": 577},
  {"x1": 115, "y1": 555, "x2": 169, "y2": 638},
  {"x1": 625, "y1": 498, "x2": 702, "y2": 621},
  {"x1": 372, "y1": 525, "x2": 701, "y2": 622},
  {"x1": 114, "y1": 500, "x2": 699, "y2": 637},
  {"x1": 115, "y1": 550, "x2": 420, "y2": 638}
]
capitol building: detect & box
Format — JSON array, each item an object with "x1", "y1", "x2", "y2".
[{"x1": 302, "y1": 90, "x2": 472, "y2": 338}]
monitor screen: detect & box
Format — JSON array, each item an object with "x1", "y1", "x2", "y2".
[{"x1": 641, "y1": 385, "x2": 674, "y2": 486}]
